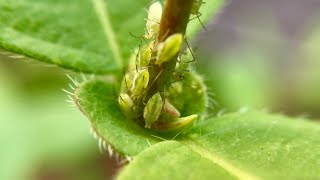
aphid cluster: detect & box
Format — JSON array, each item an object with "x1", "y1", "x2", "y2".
[{"x1": 118, "y1": 1, "x2": 208, "y2": 131}]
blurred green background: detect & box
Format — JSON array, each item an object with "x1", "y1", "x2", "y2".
[
  {"x1": 0, "y1": 58, "x2": 119, "y2": 180},
  {"x1": 1, "y1": 0, "x2": 320, "y2": 179}
]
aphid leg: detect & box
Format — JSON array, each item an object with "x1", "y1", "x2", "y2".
[
  {"x1": 129, "y1": 32, "x2": 153, "y2": 51},
  {"x1": 184, "y1": 38, "x2": 196, "y2": 63},
  {"x1": 196, "y1": 12, "x2": 207, "y2": 30}
]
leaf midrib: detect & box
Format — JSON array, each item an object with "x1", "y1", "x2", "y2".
[
  {"x1": 92, "y1": 0, "x2": 123, "y2": 68},
  {"x1": 184, "y1": 141, "x2": 260, "y2": 180}
]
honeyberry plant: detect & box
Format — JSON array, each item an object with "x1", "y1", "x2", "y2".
[{"x1": 1, "y1": 0, "x2": 320, "y2": 179}]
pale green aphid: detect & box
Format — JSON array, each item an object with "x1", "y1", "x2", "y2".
[
  {"x1": 155, "y1": 33, "x2": 183, "y2": 65},
  {"x1": 145, "y1": 1, "x2": 162, "y2": 39},
  {"x1": 138, "y1": 43, "x2": 152, "y2": 67},
  {"x1": 143, "y1": 92, "x2": 163, "y2": 128},
  {"x1": 118, "y1": 93, "x2": 135, "y2": 117},
  {"x1": 120, "y1": 71, "x2": 135, "y2": 94},
  {"x1": 191, "y1": 0, "x2": 203, "y2": 15},
  {"x1": 131, "y1": 69, "x2": 149, "y2": 100},
  {"x1": 127, "y1": 48, "x2": 138, "y2": 72}
]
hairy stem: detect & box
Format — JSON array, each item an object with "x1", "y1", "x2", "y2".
[{"x1": 147, "y1": 0, "x2": 193, "y2": 99}]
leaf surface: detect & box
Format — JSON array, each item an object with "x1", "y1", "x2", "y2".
[
  {"x1": 0, "y1": 0, "x2": 223, "y2": 73},
  {"x1": 0, "y1": 0, "x2": 149, "y2": 73},
  {"x1": 75, "y1": 80, "x2": 320, "y2": 179}
]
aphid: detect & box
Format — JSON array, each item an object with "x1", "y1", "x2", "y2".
[
  {"x1": 145, "y1": 1, "x2": 162, "y2": 39},
  {"x1": 120, "y1": 71, "x2": 135, "y2": 94},
  {"x1": 138, "y1": 43, "x2": 152, "y2": 68},
  {"x1": 131, "y1": 69, "x2": 149, "y2": 100},
  {"x1": 118, "y1": 93, "x2": 136, "y2": 117},
  {"x1": 190, "y1": 0, "x2": 207, "y2": 30},
  {"x1": 155, "y1": 33, "x2": 183, "y2": 65},
  {"x1": 191, "y1": 0, "x2": 204, "y2": 15},
  {"x1": 143, "y1": 92, "x2": 163, "y2": 128}
]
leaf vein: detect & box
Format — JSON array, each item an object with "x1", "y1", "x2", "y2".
[
  {"x1": 92, "y1": 0, "x2": 123, "y2": 68},
  {"x1": 186, "y1": 142, "x2": 260, "y2": 180}
]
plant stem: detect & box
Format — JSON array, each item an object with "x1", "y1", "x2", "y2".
[{"x1": 147, "y1": 0, "x2": 193, "y2": 99}]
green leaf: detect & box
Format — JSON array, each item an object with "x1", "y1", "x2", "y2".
[
  {"x1": 118, "y1": 112, "x2": 320, "y2": 179},
  {"x1": 0, "y1": 0, "x2": 224, "y2": 73},
  {"x1": 74, "y1": 79, "x2": 160, "y2": 156},
  {"x1": 117, "y1": 141, "x2": 236, "y2": 180},
  {"x1": 75, "y1": 80, "x2": 320, "y2": 179},
  {"x1": 0, "y1": 0, "x2": 150, "y2": 73}
]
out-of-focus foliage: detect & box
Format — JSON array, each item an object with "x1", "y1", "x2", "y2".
[
  {"x1": 196, "y1": 3, "x2": 320, "y2": 119},
  {"x1": 0, "y1": 56, "x2": 115, "y2": 180}
]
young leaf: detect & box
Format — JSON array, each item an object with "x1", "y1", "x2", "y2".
[
  {"x1": 74, "y1": 79, "x2": 160, "y2": 156},
  {"x1": 75, "y1": 79, "x2": 320, "y2": 179},
  {"x1": 0, "y1": 0, "x2": 150, "y2": 73},
  {"x1": 117, "y1": 141, "x2": 236, "y2": 180},
  {"x1": 0, "y1": 0, "x2": 224, "y2": 73}
]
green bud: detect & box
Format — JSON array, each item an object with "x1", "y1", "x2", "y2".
[
  {"x1": 143, "y1": 92, "x2": 163, "y2": 128},
  {"x1": 155, "y1": 33, "x2": 183, "y2": 65}
]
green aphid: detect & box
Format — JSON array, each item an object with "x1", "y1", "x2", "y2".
[
  {"x1": 118, "y1": 93, "x2": 137, "y2": 118},
  {"x1": 120, "y1": 71, "x2": 135, "y2": 94},
  {"x1": 154, "y1": 114, "x2": 198, "y2": 131},
  {"x1": 191, "y1": 0, "x2": 204, "y2": 15},
  {"x1": 139, "y1": 44, "x2": 152, "y2": 67},
  {"x1": 145, "y1": 1, "x2": 162, "y2": 39},
  {"x1": 131, "y1": 69, "x2": 149, "y2": 100},
  {"x1": 128, "y1": 48, "x2": 138, "y2": 72},
  {"x1": 143, "y1": 92, "x2": 163, "y2": 128},
  {"x1": 155, "y1": 33, "x2": 183, "y2": 65}
]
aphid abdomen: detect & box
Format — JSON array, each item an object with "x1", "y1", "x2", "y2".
[{"x1": 143, "y1": 92, "x2": 163, "y2": 128}]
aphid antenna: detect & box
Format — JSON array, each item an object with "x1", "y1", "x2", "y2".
[
  {"x1": 184, "y1": 37, "x2": 196, "y2": 63},
  {"x1": 129, "y1": 32, "x2": 152, "y2": 50},
  {"x1": 150, "y1": 134, "x2": 168, "y2": 141}
]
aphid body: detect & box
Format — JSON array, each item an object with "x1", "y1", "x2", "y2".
[
  {"x1": 143, "y1": 92, "x2": 163, "y2": 128},
  {"x1": 145, "y1": 1, "x2": 162, "y2": 39},
  {"x1": 155, "y1": 33, "x2": 183, "y2": 65}
]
